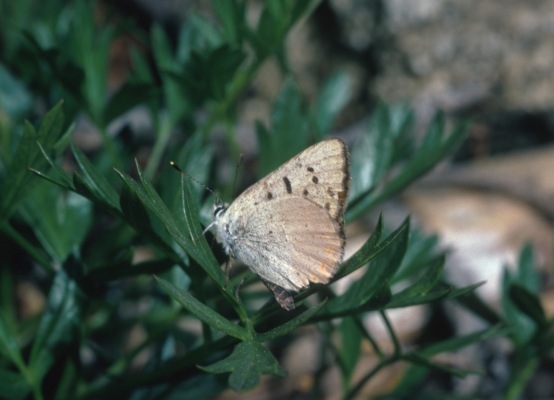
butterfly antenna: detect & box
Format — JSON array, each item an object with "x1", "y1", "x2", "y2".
[
  {"x1": 170, "y1": 161, "x2": 222, "y2": 243},
  {"x1": 169, "y1": 161, "x2": 222, "y2": 205}
]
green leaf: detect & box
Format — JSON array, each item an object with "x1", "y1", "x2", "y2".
[
  {"x1": 103, "y1": 82, "x2": 160, "y2": 125},
  {"x1": 206, "y1": 45, "x2": 246, "y2": 100},
  {"x1": 70, "y1": 143, "x2": 120, "y2": 213},
  {"x1": 349, "y1": 103, "x2": 394, "y2": 201},
  {"x1": 28, "y1": 141, "x2": 75, "y2": 191},
  {"x1": 155, "y1": 276, "x2": 247, "y2": 340},
  {"x1": 386, "y1": 255, "x2": 444, "y2": 308},
  {"x1": 452, "y1": 285, "x2": 502, "y2": 325},
  {"x1": 515, "y1": 242, "x2": 539, "y2": 293},
  {"x1": 119, "y1": 181, "x2": 177, "y2": 258},
  {"x1": 416, "y1": 325, "x2": 505, "y2": 358},
  {"x1": 338, "y1": 317, "x2": 363, "y2": 383},
  {"x1": 212, "y1": 0, "x2": 246, "y2": 45},
  {"x1": 256, "y1": 300, "x2": 326, "y2": 342},
  {"x1": 502, "y1": 269, "x2": 535, "y2": 346},
  {"x1": 0, "y1": 102, "x2": 65, "y2": 221},
  {"x1": 174, "y1": 166, "x2": 225, "y2": 285},
  {"x1": 404, "y1": 353, "x2": 478, "y2": 378},
  {"x1": 116, "y1": 165, "x2": 213, "y2": 275},
  {"x1": 0, "y1": 312, "x2": 25, "y2": 369},
  {"x1": 324, "y1": 218, "x2": 409, "y2": 314},
  {"x1": 509, "y1": 284, "x2": 548, "y2": 330},
  {"x1": 257, "y1": 80, "x2": 311, "y2": 176},
  {"x1": 20, "y1": 183, "x2": 92, "y2": 262},
  {"x1": 393, "y1": 228, "x2": 441, "y2": 283},
  {"x1": 199, "y1": 341, "x2": 285, "y2": 392},
  {"x1": 347, "y1": 114, "x2": 469, "y2": 220},
  {"x1": 28, "y1": 269, "x2": 80, "y2": 383},
  {"x1": 0, "y1": 369, "x2": 32, "y2": 400},
  {"x1": 334, "y1": 214, "x2": 384, "y2": 279},
  {"x1": 312, "y1": 70, "x2": 352, "y2": 137}
]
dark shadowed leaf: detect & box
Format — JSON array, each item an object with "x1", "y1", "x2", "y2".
[{"x1": 199, "y1": 340, "x2": 285, "y2": 392}]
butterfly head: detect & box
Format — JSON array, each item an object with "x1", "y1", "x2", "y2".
[{"x1": 212, "y1": 199, "x2": 228, "y2": 220}]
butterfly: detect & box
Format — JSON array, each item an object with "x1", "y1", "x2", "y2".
[{"x1": 212, "y1": 138, "x2": 350, "y2": 310}]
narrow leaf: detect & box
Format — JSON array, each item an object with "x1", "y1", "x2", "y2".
[{"x1": 155, "y1": 276, "x2": 247, "y2": 340}]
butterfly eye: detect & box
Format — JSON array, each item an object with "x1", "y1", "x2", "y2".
[{"x1": 213, "y1": 204, "x2": 226, "y2": 218}]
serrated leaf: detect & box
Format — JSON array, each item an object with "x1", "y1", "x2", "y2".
[
  {"x1": 70, "y1": 143, "x2": 120, "y2": 213},
  {"x1": 169, "y1": 165, "x2": 224, "y2": 285},
  {"x1": 324, "y1": 219, "x2": 409, "y2": 314},
  {"x1": 0, "y1": 102, "x2": 65, "y2": 221},
  {"x1": 386, "y1": 255, "x2": 444, "y2": 308},
  {"x1": 347, "y1": 115, "x2": 469, "y2": 220},
  {"x1": 119, "y1": 182, "x2": 177, "y2": 258},
  {"x1": 155, "y1": 276, "x2": 247, "y2": 340},
  {"x1": 199, "y1": 341, "x2": 285, "y2": 392}
]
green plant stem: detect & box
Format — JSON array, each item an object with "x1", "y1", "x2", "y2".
[
  {"x1": 505, "y1": 353, "x2": 540, "y2": 400},
  {"x1": 345, "y1": 355, "x2": 397, "y2": 400},
  {"x1": 353, "y1": 317, "x2": 384, "y2": 359},
  {"x1": 381, "y1": 310, "x2": 402, "y2": 356},
  {"x1": 0, "y1": 221, "x2": 53, "y2": 274}
]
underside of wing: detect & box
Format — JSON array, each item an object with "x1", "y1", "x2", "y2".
[
  {"x1": 230, "y1": 138, "x2": 350, "y2": 228},
  {"x1": 232, "y1": 197, "x2": 345, "y2": 292}
]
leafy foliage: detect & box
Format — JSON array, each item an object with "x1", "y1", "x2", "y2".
[{"x1": 0, "y1": 1, "x2": 542, "y2": 399}]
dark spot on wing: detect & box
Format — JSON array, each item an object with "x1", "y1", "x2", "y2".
[
  {"x1": 283, "y1": 176, "x2": 292, "y2": 194},
  {"x1": 325, "y1": 202, "x2": 331, "y2": 211},
  {"x1": 267, "y1": 192, "x2": 273, "y2": 200},
  {"x1": 303, "y1": 189, "x2": 308, "y2": 196},
  {"x1": 307, "y1": 167, "x2": 314, "y2": 172},
  {"x1": 269, "y1": 230, "x2": 273, "y2": 234},
  {"x1": 312, "y1": 176, "x2": 319, "y2": 184},
  {"x1": 337, "y1": 191, "x2": 346, "y2": 201},
  {"x1": 327, "y1": 187, "x2": 335, "y2": 196}
]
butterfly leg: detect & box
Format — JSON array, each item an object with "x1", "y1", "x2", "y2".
[
  {"x1": 259, "y1": 277, "x2": 295, "y2": 311},
  {"x1": 223, "y1": 258, "x2": 233, "y2": 288},
  {"x1": 234, "y1": 278, "x2": 245, "y2": 303}
]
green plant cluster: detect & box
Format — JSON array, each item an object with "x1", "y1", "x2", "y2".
[{"x1": 1, "y1": 1, "x2": 552, "y2": 399}]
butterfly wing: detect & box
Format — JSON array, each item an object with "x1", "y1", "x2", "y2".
[
  {"x1": 228, "y1": 196, "x2": 345, "y2": 292},
  {"x1": 234, "y1": 138, "x2": 349, "y2": 229}
]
